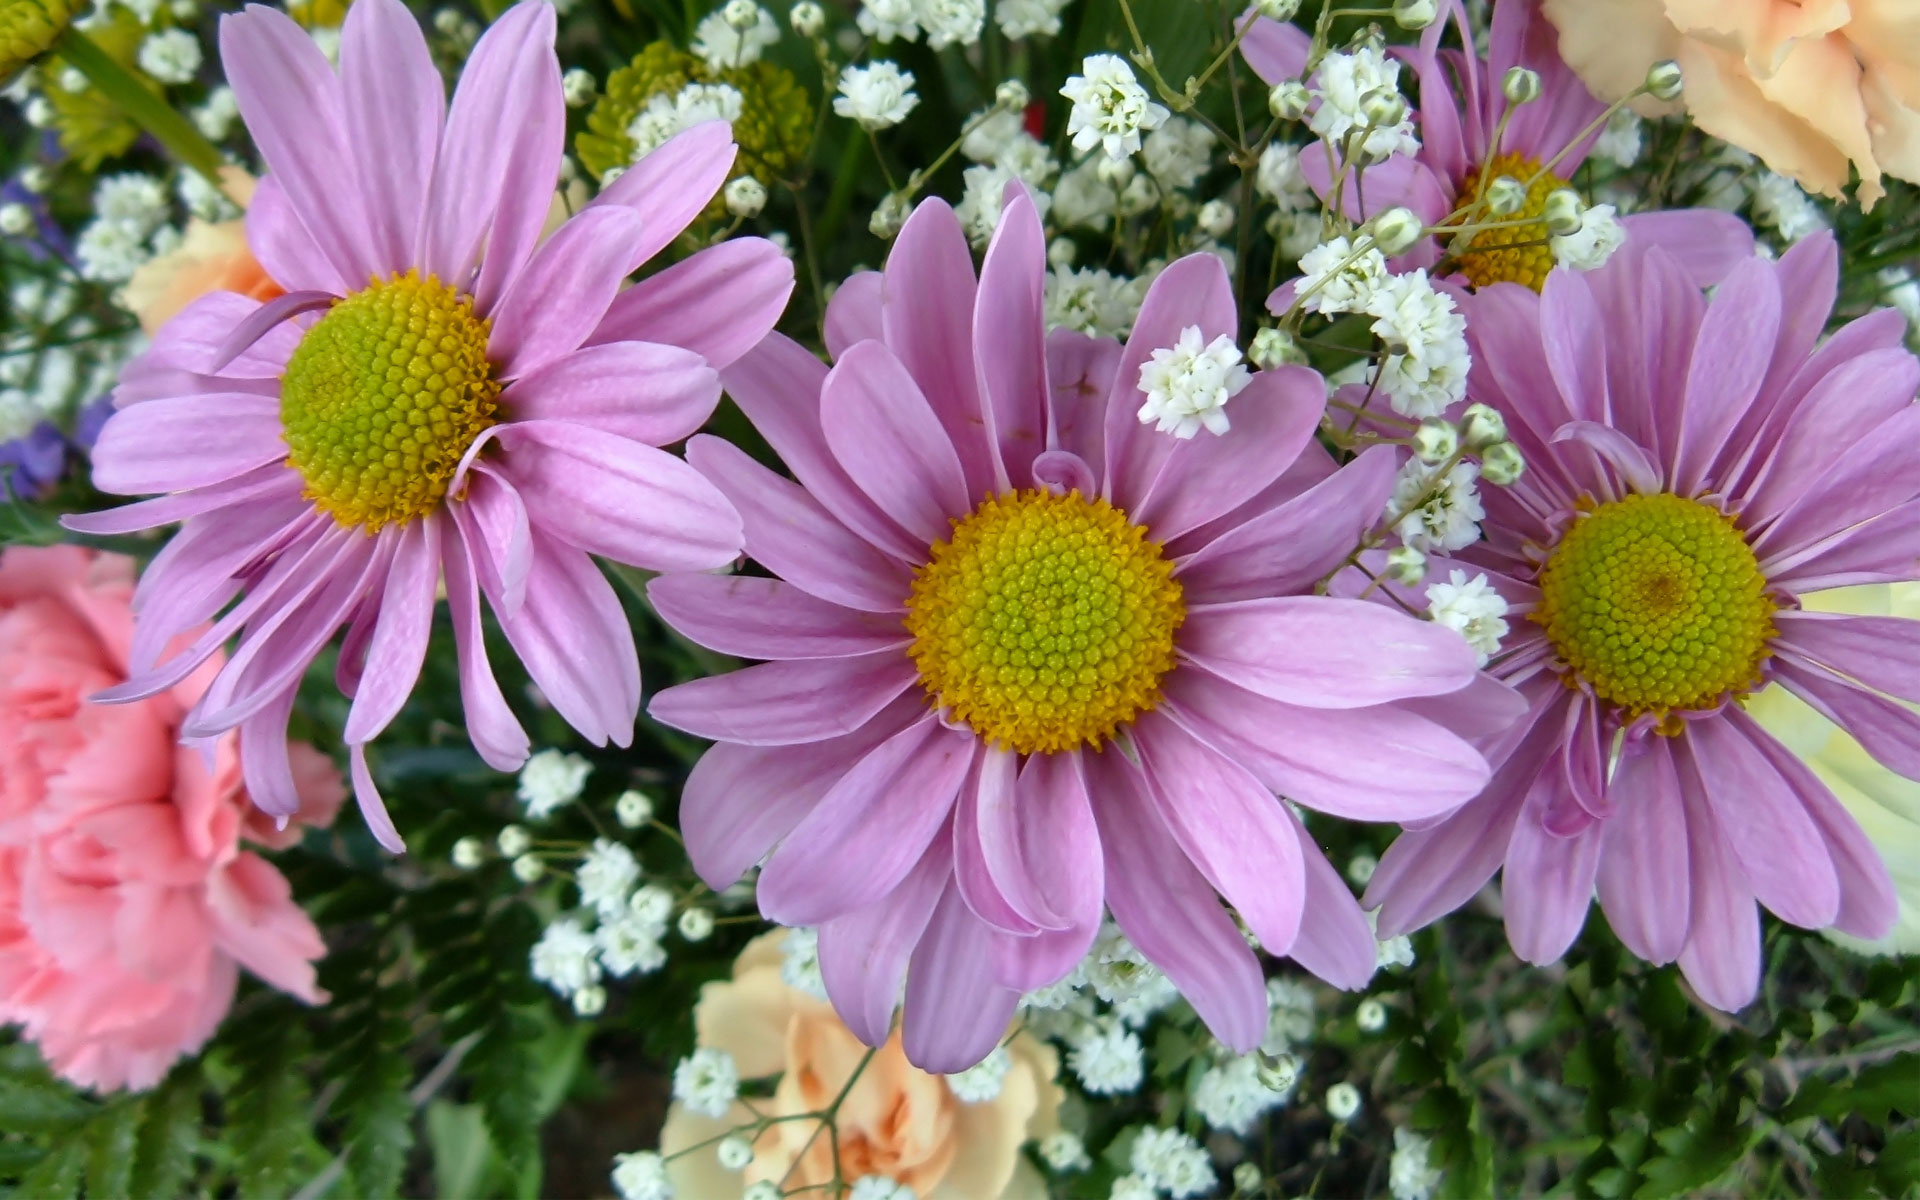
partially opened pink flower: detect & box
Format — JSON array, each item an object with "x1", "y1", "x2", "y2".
[
  {"x1": 66, "y1": 0, "x2": 792, "y2": 848},
  {"x1": 1363, "y1": 233, "x2": 1912, "y2": 1009},
  {"x1": 0, "y1": 546, "x2": 342, "y2": 1091},
  {"x1": 1243, "y1": 0, "x2": 1753, "y2": 291},
  {"x1": 646, "y1": 191, "x2": 1503, "y2": 1071}
]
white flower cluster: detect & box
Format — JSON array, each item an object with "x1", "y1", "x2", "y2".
[
  {"x1": 193, "y1": 86, "x2": 240, "y2": 140},
  {"x1": 1594, "y1": 109, "x2": 1642, "y2": 168},
  {"x1": 1128, "y1": 1126, "x2": 1215, "y2": 1198},
  {"x1": 855, "y1": 0, "x2": 983, "y2": 48},
  {"x1": 1391, "y1": 458, "x2": 1484, "y2": 552},
  {"x1": 847, "y1": 1176, "x2": 918, "y2": 1200},
  {"x1": 1062, "y1": 54, "x2": 1169, "y2": 161},
  {"x1": 995, "y1": 0, "x2": 1070, "y2": 38},
  {"x1": 611, "y1": 1150, "x2": 673, "y2": 1200},
  {"x1": 517, "y1": 748, "x2": 592, "y2": 819},
  {"x1": 778, "y1": 925, "x2": 829, "y2": 999},
  {"x1": 1309, "y1": 46, "x2": 1419, "y2": 162},
  {"x1": 944, "y1": 1045, "x2": 1011, "y2": 1103},
  {"x1": 1367, "y1": 271, "x2": 1470, "y2": 418},
  {"x1": 1391, "y1": 1128, "x2": 1445, "y2": 1200},
  {"x1": 1550, "y1": 203, "x2": 1625, "y2": 272},
  {"x1": 1039, "y1": 1130, "x2": 1093, "y2": 1172},
  {"x1": 137, "y1": 28, "x2": 203, "y2": 84},
  {"x1": 1256, "y1": 141, "x2": 1317, "y2": 212},
  {"x1": 1751, "y1": 171, "x2": 1828, "y2": 243},
  {"x1": 955, "y1": 166, "x2": 1051, "y2": 246},
  {"x1": 692, "y1": 1, "x2": 779, "y2": 69},
  {"x1": 1046, "y1": 265, "x2": 1143, "y2": 338},
  {"x1": 1192, "y1": 1052, "x2": 1296, "y2": 1134},
  {"x1": 1142, "y1": 118, "x2": 1213, "y2": 190},
  {"x1": 672, "y1": 1046, "x2": 740, "y2": 1118},
  {"x1": 1136, "y1": 324, "x2": 1252, "y2": 439},
  {"x1": 1426, "y1": 569, "x2": 1509, "y2": 665},
  {"x1": 626, "y1": 82, "x2": 745, "y2": 162},
  {"x1": 834, "y1": 62, "x2": 919, "y2": 131},
  {"x1": 77, "y1": 174, "x2": 169, "y2": 283}
]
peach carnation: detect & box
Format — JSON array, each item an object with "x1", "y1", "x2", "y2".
[
  {"x1": 118, "y1": 168, "x2": 282, "y2": 336},
  {"x1": 660, "y1": 931, "x2": 1064, "y2": 1198},
  {"x1": 1540, "y1": 0, "x2": 1920, "y2": 207},
  {"x1": 0, "y1": 546, "x2": 341, "y2": 1091}
]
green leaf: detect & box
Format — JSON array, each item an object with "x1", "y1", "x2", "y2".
[
  {"x1": 12, "y1": 1133, "x2": 84, "y2": 1200},
  {"x1": 128, "y1": 1065, "x2": 201, "y2": 1200},
  {"x1": 83, "y1": 1101, "x2": 139, "y2": 1200},
  {"x1": 226, "y1": 1007, "x2": 318, "y2": 1200},
  {"x1": 427, "y1": 1101, "x2": 496, "y2": 1200}
]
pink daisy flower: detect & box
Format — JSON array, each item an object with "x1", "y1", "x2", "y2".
[
  {"x1": 1362, "y1": 234, "x2": 1911, "y2": 1009},
  {"x1": 1242, "y1": 0, "x2": 1753, "y2": 290},
  {"x1": 64, "y1": 0, "x2": 791, "y2": 850},
  {"x1": 646, "y1": 191, "x2": 1504, "y2": 1071}
]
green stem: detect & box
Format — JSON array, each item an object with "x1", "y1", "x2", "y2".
[{"x1": 53, "y1": 27, "x2": 224, "y2": 184}]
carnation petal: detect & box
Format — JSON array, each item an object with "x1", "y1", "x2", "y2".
[
  {"x1": 646, "y1": 574, "x2": 907, "y2": 660},
  {"x1": 1183, "y1": 596, "x2": 1480, "y2": 709},
  {"x1": 589, "y1": 239, "x2": 794, "y2": 370},
  {"x1": 647, "y1": 651, "x2": 919, "y2": 745}
]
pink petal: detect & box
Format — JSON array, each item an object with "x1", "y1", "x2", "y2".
[
  {"x1": 459, "y1": 462, "x2": 533, "y2": 615},
  {"x1": 1739, "y1": 348, "x2": 1920, "y2": 527},
  {"x1": 89, "y1": 394, "x2": 285, "y2": 496},
  {"x1": 588, "y1": 238, "x2": 793, "y2": 370},
  {"x1": 883, "y1": 199, "x2": 997, "y2": 496},
  {"x1": 1088, "y1": 747, "x2": 1269, "y2": 1052},
  {"x1": 1285, "y1": 819, "x2": 1379, "y2": 990},
  {"x1": 1671, "y1": 257, "x2": 1781, "y2": 496},
  {"x1": 953, "y1": 748, "x2": 1046, "y2": 934},
  {"x1": 491, "y1": 538, "x2": 639, "y2": 747},
  {"x1": 902, "y1": 884, "x2": 1022, "y2": 1073},
  {"x1": 679, "y1": 696, "x2": 921, "y2": 889},
  {"x1": 1183, "y1": 596, "x2": 1480, "y2": 709},
  {"x1": 488, "y1": 207, "x2": 647, "y2": 379},
  {"x1": 62, "y1": 465, "x2": 294, "y2": 535},
  {"x1": 1550, "y1": 420, "x2": 1663, "y2": 497},
  {"x1": 494, "y1": 419, "x2": 742, "y2": 572},
  {"x1": 685, "y1": 435, "x2": 911, "y2": 613},
  {"x1": 126, "y1": 500, "x2": 314, "y2": 672},
  {"x1": 824, "y1": 270, "x2": 883, "y2": 358},
  {"x1": 247, "y1": 173, "x2": 347, "y2": 296},
  {"x1": 646, "y1": 651, "x2": 919, "y2": 745},
  {"x1": 349, "y1": 744, "x2": 407, "y2": 853},
  {"x1": 1615, "y1": 210, "x2": 1755, "y2": 288},
  {"x1": 1776, "y1": 657, "x2": 1920, "y2": 781},
  {"x1": 1175, "y1": 444, "x2": 1398, "y2": 605},
  {"x1": 1538, "y1": 266, "x2": 1612, "y2": 425},
  {"x1": 501, "y1": 342, "x2": 721, "y2": 447},
  {"x1": 468, "y1": 58, "x2": 565, "y2": 312},
  {"x1": 1046, "y1": 328, "x2": 1122, "y2": 471},
  {"x1": 1765, "y1": 498, "x2": 1920, "y2": 593},
  {"x1": 1502, "y1": 793, "x2": 1602, "y2": 963},
  {"x1": 971, "y1": 186, "x2": 1048, "y2": 489},
  {"x1": 1014, "y1": 750, "x2": 1103, "y2": 934},
  {"x1": 592, "y1": 121, "x2": 737, "y2": 271},
  {"x1": 1686, "y1": 715, "x2": 1841, "y2": 928},
  {"x1": 819, "y1": 830, "x2": 951, "y2": 1048},
  {"x1": 418, "y1": 0, "x2": 558, "y2": 285},
  {"x1": 646, "y1": 574, "x2": 905, "y2": 660},
  {"x1": 342, "y1": 516, "x2": 441, "y2": 744},
  {"x1": 756, "y1": 716, "x2": 975, "y2": 925},
  {"x1": 821, "y1": 341, "x2": 971, "y2": 547},
  {"x1": 1752, "y1": 404, "x2": 1920, "y2": 562},
  {"x1": 1674, "y1": 770, "x2": 1761, "y2": 1011},
  {"x1": 1593, "y1": 739, "x2": 1692, "y2": 964},
  {"x1": 238, "y1": 686, "x2": 304, "y2": 819},
  {"x1": 1239, "y1": 9, "x2": 1309, "y2": 82},
  {"x1": 1776, "y1": 611, "x2": 1920, "y2": 704},
  {"x1": 1136, "y1": 711, "x2": 1306, "y2": 954},
  {"x1": 339, "y1": 0, "x2": 443, "y2": 268}
]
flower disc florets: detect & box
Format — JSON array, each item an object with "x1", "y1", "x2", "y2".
[
  {"x1": 904, "y1": 489, "x2": 1184, "y2": 754},
  {"x1": 1448, "y1": 151, "x2": 1569, "y2": 290},
  {"x1": 279, "y1": 271, "x2": 499, "y2": 531},
  {"x1": 1534, "y1": 493, "x2": 1775, "y2": 722}
]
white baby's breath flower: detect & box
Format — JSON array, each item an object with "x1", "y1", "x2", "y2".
[
  {"x1": 596, "y1": 911, "x2": 670, "y2": 976},
  {"x1": 834, "y1": 61, "x2": 919, "y2": 130},
  {"x1": 1310, "y1": 46, "x2": 1419, "y2": 161},
  {"x1": 193, "y1": 86, "x2": 239, "y2": 139},
  {"x1": 1595, "y1": 108, "x2": 1642, "y2": 168},
  {"x1": 1136, "y1": 324, "x2": 1251, "y2": 439},
  {"x1": 961, "y1": 107, "x2": 1023, "y2": 162},
  {"x1": 1426, "y1": 569, "x2": 1509, "y2": 665},
  {"x1": 672, "y1": 1047, "x2": 740, "y2": 1118},
  {"x1": 576, "y1": 838, "x2": 642, "y2": 916},
  {"x1": 1039, "y1": 1130, "x2": 1092, "y2": 1172},
  {"x1": 916, "y1": 0, "x2": 983, "y2": 48},
  {"x1": 531, "y1": 918, "x2": 602, "y2": 997},
  {"x1": 1364, "y1": 270, "x2": 1470, "y2": 418},
  {"x1": 857, "y1": 0, "x2": 919, "y2": 41},
  {"x1": 611, "y1": 1151, "x2": 674, "y2": 1200},
  {"x1": 693, "y1": 3, "x2": 779, "y2": 69},
  {"x1": 1751, "y1": 171, "x2": 1828, "y2": 242},
  {"x1": 1046, "y1": 265, "x2": 1140, "y2": 338},
  {"x1": 76, "y1": 220, "x2": 150, "y2": 283},
  {"x1": 614, "y1": 789, "x2": 654, "y2": 828},
  {"x1": 943, "y1": 1044, "x2": 1012, "y2": 1102},
  {"x1": 1326, "y1": 1081, "x2": 1363, "y2": 1121},
  {"x1": 1050, "y1": 157, "x2": 1118, "y2": 230},
  {"x1": 1256, "y1": 141, "x2": 1316, "y2": 210},
  {"x1": 1550, "y1": 203, "x2": 1626, "y2": 270},
  {"x1": 517, "y1": 749, "x2": 592, "y2": 819},
  {"x1": 996, "y1": 0, "x2": 1069, "y2": 37},
  {"x1": 1130, "y1": 1126, "x2": 1216, "y2": 1198},
  {"x1": 1295, "y1": 235, "x2": 1389, "y2": 314},
  {"x1": 1067, "y1": 1022, "x2": 1144, "y2": 1094},
  {"x1": 717, "y1": 1136, "x2": 754, "y2": 1171},
  {"x1": 1193, "y1": 1054, "x2": 1292, "y2": 1134},
  {"x1": 137, "y1": 29, "x2": 202, "y2": 84},
  {"x1": 847, "y1": 1177, "x2": 917, "y2": 1200},
  {"x1": 1141, "y1": 117, "x2": 1214, "y2": 188},
  {"x1": 94, "y1": 174, "x2": 167, "y2": 236},
  {"x1": 1392, "y1": 458, "x2": 1484, "y2": 552},
  {"x1": 627, "y1": 83, "x2": 744, "y2": 160},
  {"x1": 1062, "y1": 54, "x2": 1168, "y2": 160},
  {"x1": 1391, "y1": 1128, "x2": 1444, "y2": 1200},
  {"x1": 954, "y1": 164, "x2": 1049, "y2": 245}
]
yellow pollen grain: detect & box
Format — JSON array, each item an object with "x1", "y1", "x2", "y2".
[
  {"x1": 279, "y1": 270, "x2": 499, "y2": 532},
  {"x1": 1447, "y1": 151, "x2": 1568, "y2": 291},
  {"x1": 1533, "y1": 492, "x2": 1776, "y2": 726},
  {"x1": 903, "y1": 489, "x2": 1185, "y2": 755}
]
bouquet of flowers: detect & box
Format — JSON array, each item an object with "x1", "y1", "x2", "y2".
[{"x1": 2, "y1": 0, "x2": 1916, "y2": 1195}]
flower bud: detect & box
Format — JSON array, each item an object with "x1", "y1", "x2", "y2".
[
  {"x1": 1269, "y1": 80, "x2": 1311, "y2": 121},
  {"x1": 1391, "y1": 0, "x2": 1437, "y2": 29},
  {"x1": 1358, "y1": 87, "x2": 1406, "y2": 127},
  {"x1": 724, "y1": 175, "x2": 767, "y2": 218},
  {"x1": 1326, "y1": 1082, "x2": 1363, "y2": 1122},
  {"x1": 1501, "y1": 65, "x2": 1541, "y2": 105},
  {"x1": 1480, "y1": 440, "x2": 1525, "y2": 485},
  {"x1": 1096, "y1": 155, "x2": 1136, "y2": 187},
  {"x1": 678, "y1": 907, "x2": 715, "y2": 941},
  {"x1": 995, "y1": 78, "x2": 1029, "y2": 112},
  {"x1": 717, "y1": 1136, "x2": 755, "y2": 1171},
  {"x1": 1232, "y1": 1163, "x2": 1263, "y2": 1194},
  {"x1": 1198, "y1": 198, "x2": 1235, "y2": 238},
  {"x1": 1541, "y1": 188, "x2": 1584, "y2": 237},
  {"x1": 1369, "y1": 205, "x2": 1423, "y2": 255},
  {"x1": 1256, "y1": 1051, "x2": 1301, "y2": 1092},
  {"x1": 1413, "y1": 418, "x2": 1458, "y2": 464},
  {"x1": 451, "y1": 836, "x2": 486, "y2": 869},
  {"x1": 1646, "y1": 59, "x2": 1683, "y2": 101},
  {"x1": 562, "y1": 67, "x2": 596, "y2": 107},
  {"x1": 1484, "y1": 174, "x2": 1526, "y2": 215},
  {"x1": 1047, "y1": 236, "x2": 1076, "y2": 268},
  {"x1": 571, "y1": 984, "x2": 606, "y2": 1016},
  {"x1": 746, "y1": 1184, "x2": 783, "y2": 1200},
  {"x1": 510, "y1": 853, "x2": 545, "y2": 883},
  {"x1": 788, "y1": 0, "x2": 823, "y2": 36},
  {"x1": 1252, "y1": 0, "x2": 1301, "y2": 18},
  {"x1": 497, "y1": 824, "x2": 531, "y2": 857},
  {"x1": 614, "y1": 789, "x2": 654, "y2": 829},
  {"x1": 1249, "y1": 326, "x2": 1308, "y2": 370},
  {"x1": 1385, "y1": 544, "x2": 1428, "y2": 585},
  {"x1": 869, "y1": 192, "x2": 909, "y2": 239},
  {"x1": 1356, "y1": 998, "x2": 1388, "y2": 1032},
  {"x1": 1460, "y1": 401, "x2": 1506, "y2": 449},
  {"x1": 722, "y1": 0, "x2": 760, "y2": 29}
]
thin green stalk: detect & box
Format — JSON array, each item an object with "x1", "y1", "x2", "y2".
[{"x1": 53, "y1": 27, "x2": 224, "y2": 184}]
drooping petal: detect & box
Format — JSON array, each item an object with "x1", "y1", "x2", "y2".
[
  {"x1": 819, "y1": 831, "x2": 952, "y2": 1048},
  {"x1": 1688, "y1": 712, "x2": 1843, "y2": 928},
  {"x1": 1674, "y1": 757, "x2": 1762, "y2": 1012},
  {"x1": 341, "y1": 516, "x2": 441, "y2": 744},
  {"x1": 490, "y1": 537, "x2": 639, "y2": 748},
  {"x1": 1593, "y1": 739, "x2": 1692, "y2": 964},
  {"x1": 1776, "y1": 657, "x2": 1920, "y2": 781},
  {"x1": 953, "y1": 746, "x2": 1050, "y2": 933},
  {"x1": 902, "y1": 884, "x2": 1022, "y2": 1073},
  {"x1": 444, "y1": 508, "x2": 530, "y2": 771},
  {"x1": 348, "y1": 744, "x2": 407, "y2": 853}
]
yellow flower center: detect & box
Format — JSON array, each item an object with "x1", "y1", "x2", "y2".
[
  {"x1": 1534, "y1": 493, "x2": 1776, "y2": 723},
  {"x1": 279, "y1": 271, "x2": 500, "y2": 532},
  {"x1": 903, "y1": 489, "x2": 1185, "y2": 755},
  {"x1": 1447, "y1": 151, "x2": 1567, "y2": 291}
]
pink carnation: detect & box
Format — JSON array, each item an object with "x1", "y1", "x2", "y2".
[
  {"x1": 1363, "y1": 234, "x2": 1911, "y2": 1009},
  {"x1": 647, "y1": 192, "x2": 1504, "y2": 1072},
  {"x1": 68, "y1": 0, "x2": 789, "y2": 849},
  {"x1": 0, "y1": 546, "x2": 342, "y2": 1092}
]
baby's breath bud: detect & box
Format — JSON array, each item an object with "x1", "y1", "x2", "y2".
[
  {"x1": 511, "y1": 853, "x2": 545, "y2": 883},
  {"x1": 725, "y1": 175, "x2": 767, "y2": 218},
  {"x1": 745, "y1": 1184, "x2": 783, "y2": 1200},
  {"x1": 1413, "y1": 418, "x2": 1458, "y2": 464},
  {"x1": 995, "y1": 79, "x2": 1030, "y2": 112},
  {"x1": 1197, "y1": 198, "x2": 1235, "y2": 238},
  {"x1": 1460, "y1": 402, "x2": 1506, "y2": 450},
  {"x1": 1096, "y1": 155, "x2": 1136, "y2": 187},
  {"x1": 869, "y1": 192, "x2": 909, "y2": 239},
  {"x1": 1047, "y1": 236, "x2": 1076, "y2": 268},
  {"x1": 678, "y1": 907, "x2": 715, "y2": 941},
  {"x1": 1252, "y1": 0, "x2": 1300, "y2": 18},
  {"x1": 1326, "y1": 1082, "x2": 1363, "y2": 1122},
  {"x1": 722, "y1": 0, "x2": 760, "y2": 28},
  {"x1": 1256, "y1": 1051, "x2": 1301, "y2": 1092},
  {"x1": 1347, "y1": 852, "x2": 1379, "y2": 884},
  {"x1": 1480, "y1": 440, "x2": 1525, "y2": 486},
  {"x1": 1541, "y1": 188, "x2": 1584, "y2": 237},
  {"x1": 1359, "y1": 87, "x2": 1406, "y2": 128},
  {"x1": 571, "y1": 984, "x2": 607, "y2": 1016},
  {"x1": 614, "y1": 789, "x2": 654, "y2": 829},
  {"x1": 1484, "y1": 174, "x2": 1526, "y2": 215},
  {"x1": 1501, "y1": 65, "x2": 1541, "y2": 105},
  {"x1": 1248, "y1": 326, "x2": 1308, "y2": 370},
  {"x1": 1269, "y1": 80, "x2": 1310, "y2": 121},
  {"x1": 717, "y1": 1136, "x2": 754, "y2": 1170},
  {"x1": 17, "y1": 164, "x2": 48, "y2": 192},
  {"x1": 0, "y1": 203, "x2": 30, "y2": 236},
  {"x1": 497, "y1": 824, "x2": 531, "y2": 857},
  {"x1": 562, "y1": 67, "x2": 596, "y2": 107},
  {"x1": 1356, "y1": 998, "x2": 1388, "y2": 1032},
  {"x1": 1385, "y1": 544, "x2": 1427, "y2": 585},
  {"x1": 1646, "y1": 59, "x2": 1683, "y2": 101},
  {"x1": 1391, "y1": 0, "x2": 1437, "y2": 29},
  {"x1": 1369, "y1": 205, "x2": 1423, "y2": 255},
  {"x1": 451, "y1": 836, "x2": 486, "y2": 869},
  {"x1": 788, "y1": 0, "x2": 823, "y2": 36}
]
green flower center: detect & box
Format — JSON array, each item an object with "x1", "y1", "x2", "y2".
[
  {"x1": 279, "y1": 272, "x2": 499, "y2": 532},
  {"x1": 1534, "y1": 493, "x2": 1776, "y2": 724},
  {"x1": 904, "y1": 490, "x2": 1185, "y2": 755}
]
